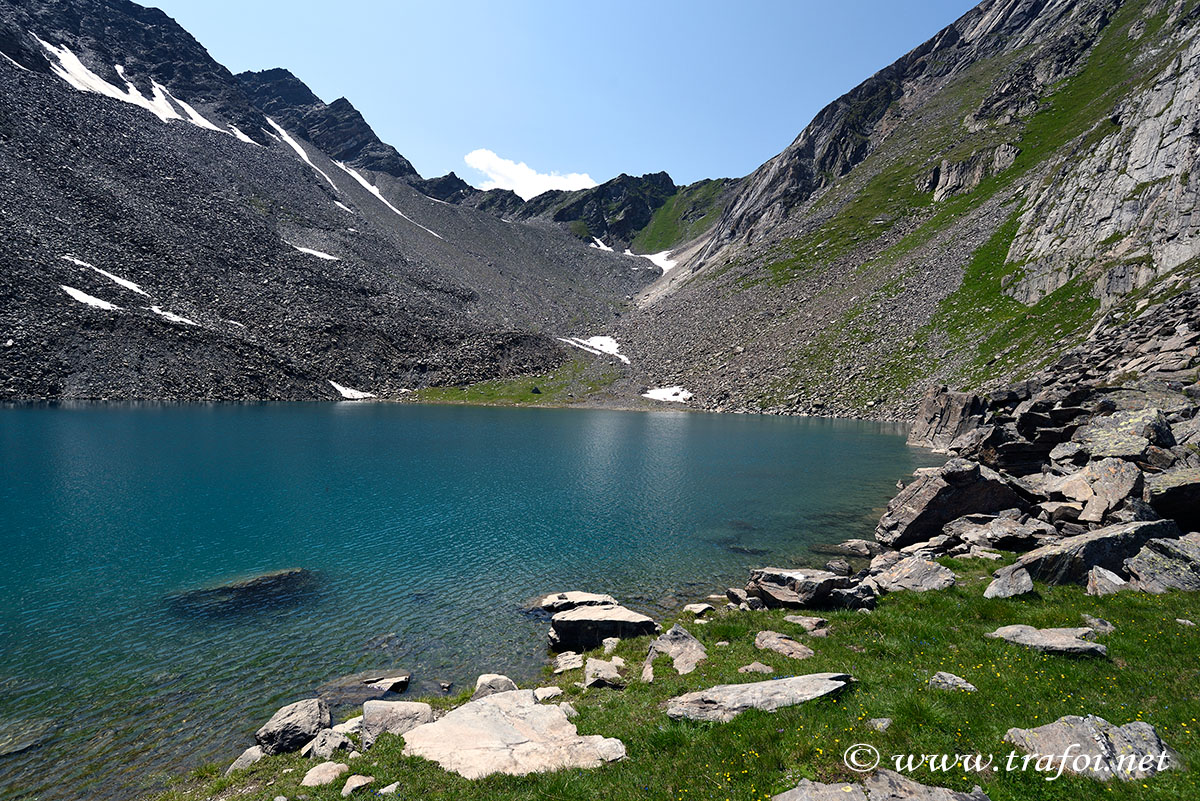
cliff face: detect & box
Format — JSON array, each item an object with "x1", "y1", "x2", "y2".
[{"x1": 618, "y1": 0, "x2": 1199, "y2": 418}]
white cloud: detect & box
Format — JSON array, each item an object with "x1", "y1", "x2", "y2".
[{"x1": 464, "y1": 149, "x2": 597, "y2": 201}]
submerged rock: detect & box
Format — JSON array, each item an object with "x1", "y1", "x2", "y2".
[
  {"x1": 317, "y1": 671, "x2": 410, "y2": 708},
  {"x1": 666, "y1": 673, "x2": 853, "y2": 723},
  {"x1": 401, "y1": 690, "x2": 625, "y2": 778},
  {"x1": 166, "y1": 568, "x2": 320, "y2": 616},
  {"x1": 0, "y1": 717, "x2": 54, "y2": 757}
]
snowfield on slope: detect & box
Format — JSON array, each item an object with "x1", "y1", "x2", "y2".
[
  {"x1": 558, "y1": 336, "x2": 630, "y2": 364},
  {"x1": 642, "y1": 386, "x2": 693, "y2": 403},
  {"x1": 329, "y1": 380, "x2": 376, "y2": 399}
]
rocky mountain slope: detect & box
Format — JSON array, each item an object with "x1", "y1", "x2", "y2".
[
  {"x1": 616, "y1": 0, "x2": 1200, "y2": 417},
  {"x1": 0, "y1": 0, "x2": 659, "y2": 402}
]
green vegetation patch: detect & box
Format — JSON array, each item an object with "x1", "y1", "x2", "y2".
[
  {"x1": 409, "y1": 358, "x2": 617, "y2": 407},
  {"x1": 631, "y1": 179, "x2": 733, "y2": 253}
]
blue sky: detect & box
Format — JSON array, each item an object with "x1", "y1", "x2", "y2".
[{"x1": 153, "y1": 0, "x2": 979, "y2": 196}]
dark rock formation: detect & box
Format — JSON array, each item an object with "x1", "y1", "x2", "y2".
[
  {"x1": 166, "y1": 568, "x2": 320, "y2": 616},
  {"x1": 876, "y1": 459, "x2": 1024, "y2": 548}
]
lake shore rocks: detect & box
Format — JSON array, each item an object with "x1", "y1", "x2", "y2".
[
  {"x1": 255, "y1": 698, "x2": 330, "y2": 755},
  {"x1": 1124, "y1": 532, "x2": 1200, "y2": 592},
  {"x1": 665, "y1": 673, "x2": 853, "y2": 723},
  {"x1": 361, "y1": 700, "x2": 433, "y2": 749},
  {"x1": 472, "y1": 674, "x2": 519, "y2": 700},
  {"x1": 548, "y1": 603, "x2": 659, "y2": 652},
  {"x1": 400, "y1": 690, "x2": 626, "y2": 779},
  {"x1": 876, "y1": 459, "x2": 1024, "y2": 548}
]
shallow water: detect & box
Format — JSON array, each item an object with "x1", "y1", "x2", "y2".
[{"x1": 0, "y1": 403, "x2": 941, "y2": 799}]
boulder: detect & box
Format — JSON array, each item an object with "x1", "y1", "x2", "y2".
[
  {"x1": 1004, "y1": 714, "x2": 1177, "y2": 781},
  {"x1": 1043, "y1": 458, "x2": 1144, "y2": 524},
  {"x1": 255, "y1": 698, "x2": 330, "y2": 755},
  {"x1": 400, "y1": 690, "x2": 625, "y2": 779},
  {"x1": 309, "y1": 728, "x2": 352, "y2": 759},
  {"x1": 907, "y1": 387, "x2": 988, "y2": 451},
  {"x1": 738, "y1": 662, "x2": 775, "y2": 674},
  {"x1": 872, "y1": 557, "x2": 956, "y2": 593},
  {"x1": 379, "y1": 782, "x2": 400, "y2": 795},
  {"x1": 548, "y1": 604, "x2": 659, "y2": 652},
  {"x1": 983, "y1": 566, "x2": 1033, "y2": 599},
  {"x1": 745, "y1": 568, "x2": 851, "y2": 608},
  {"x1": 683, "y1": 603, "x2": 714, "y2": 616},
  {"x1": 928, "y1": 671, "x2": 977, "y2": 692},
  {"x1": 944, "y1": 515, "x2": 1056, "y2": 552},
  {"x1": 341, "y1": 775, "x2": 374, "y2": 796},
  {"x1": 1010, "y1": 520, "x2": 1180, "y2": 585},
  {"x1": 1144, "y1": 468, "x2": 1200, "y2": 530},
  {"x1": 472, "y1": 674, "x2": 519, "y2": 700},
  {"x1": 876, "y1": 459, "x2": 1024, "y2": 549},
  {"x1": 360, "y1": 700, "x2": 433, "y2": 748},
  {"x1": 331, "y1": 716, "x2": 362, "y2": 735},
  {"x1": 583, "y1": 658, "x2": 624, "y2": 689},
  {"x1": 224, "y1": 745, "x2": 264, "y2": 776},
  {"x1": 1074, "y1": 408, "x2": 1175, "y2": 461},
  {"x1": 1125, "y1": 533, "x2": 1200, "y2": 592},
  {"x1": 641, "y1": 624, "x2": 706, "y2": 681},
  {"x1": 301, "y1": 761, "x2": 349, "y2": 787},
  {"x1": 985, "y1": 625, "x2": 1106, "y2": 657},
  {"x1": 166, "y1": 567, "x2": 320, "y2": 616},
  {"x1": 537, "y1": 591, "x2": 618, "y2": 613},
  {"x1": 1086, "y1": 566, "x2": 1132, "y2": 596},
  {"x1": 755, "y1": 630, "x2": 814, "y2": 660},
  {"x1": 666, "y1": 673, "x2": 853, "y2": 723},
  {"x1": 825, "y1": 559, "x2": 852, "y2": 576}
]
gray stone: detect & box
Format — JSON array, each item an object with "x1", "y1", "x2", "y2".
[
  {"x1": 1081, "y1": 614, "x2": 1115, "y2": 635},
  {"x1": 1178, "y1": 618, "x2": 1196, "y2": 626},
  {"x1": 533, "y1": 686, "x2": 563, "y2": 701},
  {"x1": 868, "y1": 717, "x2": 892, "y2": 732},
  {"x1": 641, "y1": 624, "x2": 707, "y2": 681},
  {"x1": 401, "y1": 690, "x2": 625, "y2": 778},
  {"x1": 331, "y1": 715, "x2": 362, "y2": 735},
  {"x1": 1011, "y1": 520, "x2": 1180, "y2": 585},
  {"x1": 1005, "y1": 714, "x2": 1177, "y2": 781},
  {"x1": 224, "y1": 744, "x2": 264, "y2": 776},
  {"x1": 255, "y1": 698, "x2": 330, "y2": 755},
  {"x1": 301, "y1": 761, "x2": 349, "y2": 787},
  {"x1": 317, "y1": 671, "x2": 411, "y2": 708},
  {"x1": 862, "y1": 769, "x2": 989, "y2": 799},
  {"x1": 1075, "y1": 408, "x2": 1175, "y2": 461},
  {"x1": 944, "y1": 515, "x2": 1058, "y2": 552},
  {"x1": 985, "y1": 625, "x2": 1107, "y2": 657},
  {"x1": 876, "y1": 459, "x2": 1024, "y2": 549},
  {"x1": 665, "y1": 672, "x2": 854, "y2": 723},
  {"x1": 873, "y1": 557, "x2": 956, "y2": 593},
  {"x1": 825, "y1": 559, "x2": 852, "y2": 576},
  {"x1": 583, "y1": 658, "x2": 624, "y2": 689},
  {"x1": 379, "y1": 782, "x2": 400, "y2": 795},
  {"x1": 1086, "y1": 566, "x2": 1132, "y2": 596},
  {"x1": 1145, "y1": 468, "x2": 1200, "y2": 531},
  {"x1": 928, "y1": 671, "x2": 977, "y2": 692},
  {"x1": 907, "y1": 387, "x2": 988, "y2": 452},
  {"x1": 341, "y1": 775, "x2": 373, "y2": 796},
  {"x1": 745, "y1": 568, "x2": 851, "y2": 608},
  {"x1": 602, "y1": 637, "x2": 621, "y2": 654},
  {"x1": 472, "y1": 673, "x2": 519, "y2": 700},
  {"x1": 783, "y1": 614, "x2": 829, "y2": 633},
  {"x1": 738, "y1": 661, "x2": 775, "y2": 674},
  {"x1": 683, "y1": 603, "x2": 714, "y2": 616},
  {"x1": 536, "y1": 591, "x2": 618, "y2": 613},
  {"x1": 553, "y1": 652, "x2": 583, "y2": 673},
  {"x1": 360, "y1": 700, "x2": 434, "y2": 748},
  {"x1": 548, "y1": 604, "x2": 659, "y2": 652},
  {"x1": 755, "y1": 630, "x2": 814, "y2": 660},
  {"x1": 772, "y1": 778, "x2": 868, "y2": 801},
  {"x1": 983, "y1": 566, "x2": 1034, "y2": 599},
  {"x1": 309, "y1": 728, "x2": 352, "y2": 759},
  {"x1": 1125, "y1": 533, "x2": 1200, "y2": 592}
]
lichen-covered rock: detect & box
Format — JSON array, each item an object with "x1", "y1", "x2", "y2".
[
  {"x1": 872, "y1": 557, "x2": 956, "y2": 593},
  {"x1": 985, "y1": 624, "x2": 1106, "y2": 657},
  {"x1": 1011, "y1": 520, "x2": 1180, "y2": 585},
  {"x1": 666, "y1": 673, "x2": 853, "y2": 723},
  {"x1": 1074, "y1": 408, "x2": 1175, "y2": 461},
  {"x1": 1144, "y1": 467, "x2": 1200, "y2": 530},
  {"x1": 1004, "y1": 714, "x2": 1177, "y2": 781},
  {"x1": 1125, "y1": 533, "x2": 1200, "y2": 592}
]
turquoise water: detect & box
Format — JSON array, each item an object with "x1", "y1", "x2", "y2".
[{"x1": 0, "y1": 403, "x2": 940, "y2": 800}]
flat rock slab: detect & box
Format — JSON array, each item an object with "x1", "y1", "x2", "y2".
[
  {"x1": 401, "y1": 689, "x2": 625, "y2": 779},
  {"x1": 537, "y1": 591, "x2": 618, "y2": 613},
  {"x1": 641, "y1": 624, "x2": 706, "y2": 681},
  {"x1": 553, "y1": 652, "x2": 583, "y2": 673},
  {"x1": 774, "y1": 769, "x2": 989, "y2": 800},
  {"x1": 746, "y1": 568, "x2": 851, "y2": 608},
  {"x1": 1086, "y1": 566, "x2": 1132, "y2": 596},
  {"x1": 873, "y1": 557, "x2": 956, "y2": 593},
  {"x1": 783, "y1": 614, "x2": 829, "y2": 633},
  {"x1": 683, "y1": 603, "x2": 714, "y2": 616},
  {"x1": 928, "y1": 671, "x2": 977, "y2": 692},
  {"x1": 985, "y1": 625, "x2": 1106, "y2": 657},
  {"x1": 755, "y1": 630, "x2": 814, "y2": 660},
  {"x1": 301, "y1": 761, "x2": 349, "y2": 787},
  {"x1": 665, "y1": 672, "x2": 853, "y2": 723},
  {"x1": 1005, "y1": 714, "x2": 1177, "y2": 781},
  {"x1": 548, "y1": 604, "x2": 658, "y2": 652},
  {"x1": 1012, "y1": 520, "x2": 1180, "y2": 585}
]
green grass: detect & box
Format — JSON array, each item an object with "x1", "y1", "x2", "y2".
[
  {"x1": 408, "y1": 359, "x2": 617, "y2": 407},
  {"x1": 158, "y1": 559, "x2": 1200, "y2": 801},
  {"x1": 631, "y1": 179, "x2": 732, "y2": 253}
]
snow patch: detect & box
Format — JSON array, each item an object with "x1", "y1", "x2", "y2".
[
  {"x1": 624, "y1": 248, "x2": 678, "y2": 273},
  {"x1": 329, "y1": 380, "x2": 376, "y2": 400},
  {"x1": 642, "y1": 386, "x2": 693, "y2": 403},
  {"x1": 334, "y1": 201, "x2": 354, "y2": 214},
  {"x1": 35, "y1": 36, "x2": 184, "y2": 123},
  {"x1": 150, "y1": 306, "x2": 197, "y2": 325},
  {"x1": 266, "y1": 117, "x2": 339, "y2": 191},
  {"x1": 228, "y1": 125, "x2": 257, "y2": 145},
  {"x1": 167, "y1": 91, "x2": 222, "y2": 132},
  {"x1": 288, "y1": 244, "x2": 340, "y2": 261},
  {"x1": 225, "y1": 320, "x2": 246, "y2": 328},
  {"x1": 557, "y1": 335, "x2": 630, "y2": 364},
  {"x1": 332, "y1": 161, "x2": 444, "y2": 240},
  {"x1": 61, "y1": 285, "x2": 120, "y2": 311},
  {"x1": 589, "y1": 238, "x2": 613, "y2": 252},
  {"x1": 2, "y1": 51, "x2": 28, "y2": 71},
  {"x1": 62, "y1": 255, "x2": 148, "y2": 296}
]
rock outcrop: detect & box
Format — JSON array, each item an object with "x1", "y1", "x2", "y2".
[
  {"x1": 1005, "y1": 715, "x2": 1177, "y2": 781},
  {"x1": 985, "y1": 625, "x2": 1106, "y2": 657},
  {"x1": 665, "y1": 673, "x2": 853, "y2": 723},
  {"x1": 548, "y1": 604, "x2": 659, "y2": 652}
]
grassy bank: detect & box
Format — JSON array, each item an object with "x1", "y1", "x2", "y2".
[{"x1": 157, "y1": 558, "x2": 1200, "y2": 800}]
